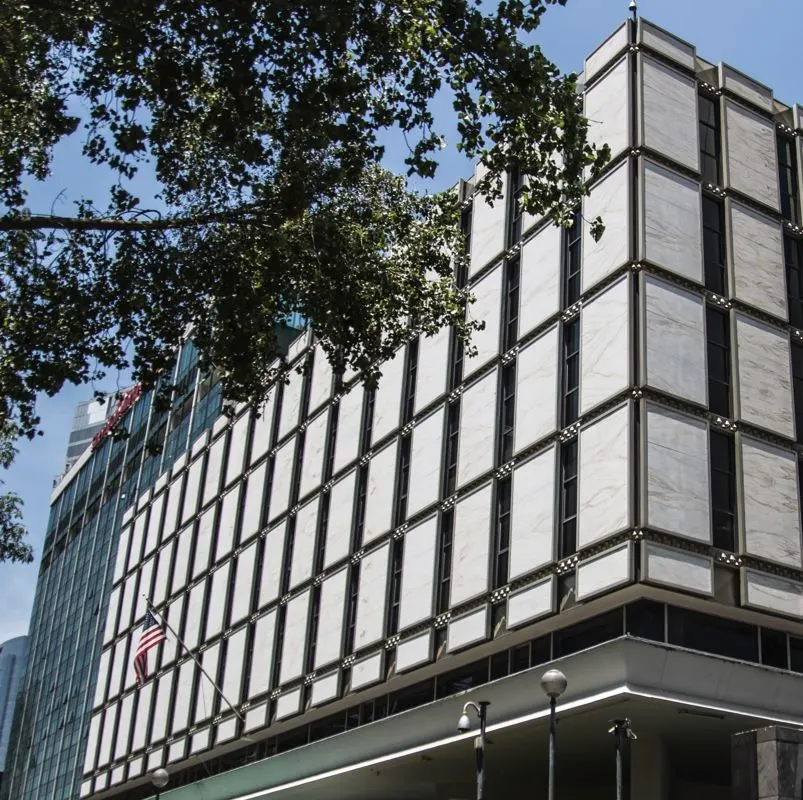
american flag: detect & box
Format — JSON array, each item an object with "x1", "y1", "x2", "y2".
[{"x1": 133, "y1": 610, "x2": 166, "y2": 685}]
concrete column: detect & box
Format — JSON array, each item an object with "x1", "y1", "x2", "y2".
[
  {"x1": 732, "y1": 726, "x2": 803, "y2": 800},
  {"x1": 630, "y1": 733, "x2": 670, "y2": 800}
]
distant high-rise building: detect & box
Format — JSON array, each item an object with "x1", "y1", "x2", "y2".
[
  {"x1": 63, "y1": 396, "x2": 117, "y2": 474},
  {"x1": 0, "y1": 637, "x2": 28, "y2": 788}
]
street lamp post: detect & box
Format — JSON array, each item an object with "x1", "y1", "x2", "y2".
[
  {"x1": 540, "y1": 669, "x2": 567, "y2": 800},
  {"x1": 457, "y1": 700, "x2": 491, "y2": 800},
  {"x1": 608, "y1": 719, "x2": 637, "y2": 800}
]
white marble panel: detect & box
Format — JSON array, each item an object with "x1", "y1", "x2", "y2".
[
  {"x1": 163, "y1": 477, "x2": 183, "y2": 540},
  {"x1": 398, "y1": 516, "x2": 437, "y2": 630},
  {"x1": 315, "y1": 568, "x2": 347, "y2": 669},
  {"x1": 309, "y1": 346, "x2": 333, "y2": 414},
  {"x1": 167, "y1": 738, "x2": 187, "y2": 763},
  {"x1": 363, "y1": 441, "x2": 398, "y2": 545},
  {"x1": 143, "y1": 493, "x2": 164, "y2": 558},
  {"x1": 130, "y1": 680, "x2": 153, "y2": 752},
  {"x1": 350, "y1": 652, "x2": 383, "y2": 690},
  {"x1": 637, "y1": 19, "x2": 695, "y2": 70},
  {"x1": 514, "y1": 327, "x2": 558, "y2": 452},
  {"x1": 171, "y1": 659, "x2": 195, "y2": 734},
  {"x1": 230, "y1": 542, "x2": 257, "y2": 625},
  {"x1": 202, "y1": 437, "x2": 226, "y2": 507},
  {"x1": 576, "y1": 542, "x2": 632, "y2": 600},
  {"x1": 161, "y1": 596, "x2": 184, "y2": 667},
  {"x1": 241, "y1": 462, "x2": 266, "y2": 541},
  {"x1": 355, "y1": 543, "x2": 390, "y2": 650},
  {"x1": 311, "y1": 672, "x2": 340, "y2": 707},
  {"x1": 641, "y1": 56, "x2": 698, "y2": 171},
  {"x1": 334, "y1": 385, "x2": 364, "y2": 474},
  {"x1": 150, "y1": 674, "x2": 172, "y2": 742},
  {"x1": 451, "y1": 484, "x2": 492, "y2": 606},
  {"x1": 586, "y1": 58, "x2": 630, "y2": 160},
  {"x1": 578, "y1": 405, "x2": 630, "y2": 547},
  {"x1": 248, "y1": 610, "x2": 276, "y2": 698},
  {"x1": 396, "y1": 631, "x2": 433, "y2": 672},
  {"x1": 191, "y1": 507, "x2": 215, "y2": 579},
  {"x1": 278, "y1": 368, "x2": 304, "y2": 440},
  {"x1": 507, "y1": 577, "x2": 555, "y2": 629},
  {"x1": 279, "y1": 590, "x2": 310, "y2": 684},
  {"x1": 250, "y1": 393, "x2": 276, "y2": 467},
  {"x1": 740, "y1": 437, "x2": 802, "y2": 567},
  {"x1": 519, "y1": 224, "x2": 562, "y2": 337},
  {"x1": 642, "y1": 160, "x2": 703, "y2": 283},
  {"x1": 97, "y1": 703, "x2": 118, "y2": 767},
  {"x1": 276, "y1": 688, "x2": 302, "y2": 720},
  {"x1": 585, "y1": 23, "x2": 628, "y2": 81},
  {"x1": 447, "y1": 607, "x2": 488, "y2": 652},
  {"x1": 289, "y1": 497, "x2": 318, "y2": 589},
  {"x1": 128, "y1": 511, "x2": 147, "y2": 573},
  {"x1": 324, "y1": 471, "x2": 356, "y2": 568},
  {"x1": 372, "y1": 350, "x2": 405, "y2": 444},
  {"x1": 194, "y1": 644, "x2": 220, "y2": 723},
  {"x1": 299, "y1": 410, "x2": 328, "y2": 499},
  {"x1": 245, "y1": 702, "x2": 268, "y2": 732},
  {"x1": 258, "y1": 524, "x2": 285, "y2": 607},
  {"x1": 106, "y1": 640, "x2": 125, "y2": 702},
  {"x1": 582, "y1": 160, "x2": 630, "y2": 293},
  {"x1": 510, "y1": 446, "x2": 556, "y2": 578},
  {"x1": 113, "y1": 693, "x2": 134, "y2": 760},
  {"x1": 464, "y1": 265, "x2": 502, "y2": 378},
  {"x1": 735, "y1": 314, "x2": 794, "y2": 439},
  {"x1": 580, "y1": 276, "x2": 630, "y2": 414},
  {"x1": 222, "y1": 627, "x2": 247, "y2": 704},
  {"x1": 113, "y1": 524, "x2": 131, "y2": 584},
  {"x1": 743, "y1": 569, "x2": 803, "y2": 618},
  {"x1": 204, "y1": 562, "x2": 230, "y2": 640},
  {"x1": 457, "y1": 369, "x2": 497, "y2": 488},
  {"x1": 643, "y1": 276, "x2": 707, "y2": 405},
  {"x1": 152, "y1": 540, "x2": 174, "y2": 607},
  {"x1": 103, "y1": 589, "x2": 120, "y2": 645},
  {"x1": 415, "y1": 328, "x2": 450, "y2": 413},
  {"x1": 268, "y1": 437, "x2": 295, "y2": 522},
  {"x1": 729, "y1": 201, "x2": 786, "y2": 319},
  {"x1": 94, "y1": 648, "x2": 111, "y2": 707},
  {"x1": 216, "y1": 486, "x2": 240, "y2": 560},
  {"x1": 181, "y1": 456, "x2": 204, "y2": 525},
  {"x1": 469, "y1": 187, "x2": 506, "y2": 277},
  {"x1": 644, "y1": 543, "x2": 713, "y2": 596},
  {"x1": 117, "y1": 577, "x2": 135, "y2": 636},
  {"x1": 84, "y1": 711, "x2": 101, "y2": 769},
  {"x1": 190, "y1": 728, "x2": 210, "y2": 754},
  {"x1": 720, "y1": 64, "x2": 774, "y2": 114},
  {"x1": 645, "y1": 404, "x2": 710, "y2": 541},
  {"x1": 725, "y1": 100, "x2": 779, "y2": 210},
  {"x1": 408, "y1": 407, "x2": 444, "y2": 517}
]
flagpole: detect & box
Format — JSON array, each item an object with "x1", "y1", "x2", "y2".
[{"x1": 143, "y1": 595, "x2": 245, "y2": 724}]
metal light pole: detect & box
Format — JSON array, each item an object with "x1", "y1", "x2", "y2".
[
  {"x1": 608, "y1": 718, "x2": 637, "y2": 800},
  {"x1": 457, "y1": 700, "x2": 491, "y2": 800},
  {"x1": 151, "y1": 767, "x2": 169, "y2": 800},
  {"x1": 540, "y1": 669, "x2": 567, "y2": 800}
]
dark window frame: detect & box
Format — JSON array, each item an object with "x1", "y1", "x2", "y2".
[
  {"x1": 778, "y1": 134, "x2": 800, "y2": 225},
  {"x1": 558, "y1": 440, "x2": 578, "y2": 558},
  {"x1": 492, "y1": 478, "x2": 512, "y2": 589},
  {"x1": 702, "y1": 195, "x2": 727, "y2": 295},
  {"x1": 706, "y1": 306, "x2": 731, "y2": 417},
  {"x1": 710, "y1": 430, "x2": 737, "y2": 551},
  {"x1": 698, "y1": 92, "x2": 722, "y2": 185}
]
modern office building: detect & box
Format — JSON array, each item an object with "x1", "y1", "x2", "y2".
[
  {"x1": 63, "y1": 397, "x2": 118, "y2": 475},
  {"x1": 0, "y1": 636, "x2": 28, "y2": 787},
  {"x1": 5, "y1": 14, "x2": 803, "y2": 800}
]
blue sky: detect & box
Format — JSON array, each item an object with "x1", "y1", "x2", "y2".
[{"x1": 1, "y1": 0, "x2": 801, "y2": 643}]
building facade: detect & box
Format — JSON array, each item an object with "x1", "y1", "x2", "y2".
[
  {"x1": 63, "y1": 397, "x2": 118, "y2": 476},
  {"x1": 0, "y1": 636, "x2": 28, "y2": 785},
  {"x1": 6, "y1": 15, "x2": 803, "y2": 800}
]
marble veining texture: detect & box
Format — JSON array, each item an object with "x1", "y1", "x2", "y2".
[
  {"x1": 507, "y1": 577, "x2": 554, "y2": 628},
  {"x1": 638, "y1": 20, "x2": 695, "y2": 69},
  {"x1": 578, "y1": 405, "x2": 631, "y2": 547},
  {"x1": 585, "y1": 22, "x2": 627, "y2": 80},
  {"x1": 333, "y1": 385, "x2": 364, "y2": 473},
  {"x1": 646, "y1": 404, "x2": 710, "y2": 541},
  {"x1": 644, "y1": 276, "x2": 707, "y2": 405},
  {"x1": 269, "y1": 439, "x2": 294, "y2": 522},
  {"x1": 735, "y1": 314, "x2": 795, "y2": 439},
  {"x1": 645, "y1": 542, "x2": 712, "y2": 595},
  {"x1": 408, "y1": 408, "x2": 444, "y2": 517},
  {"x1": 721, "y1": 64, "x2": 774, "y2": 113},
  {"x1": 447, "y1": 607, "x2": 489, "y2": 652},
  {"x1": 289, "y1": 496, "x2": 319, "y2": 587},
  {"x1": 726, "y1": 100, "x2": 779, "y2": 211},
  {"x1": 744, "y1": 569, "x2": 803, "y2": 618},
  {"x1": 740, "y1": 436, "x2": 801, "y2": 567},
  {"x1": 641, "y1": 55, "x2": 699, "y2": 172},
  {"x1": 399, "y1": 516, "x2": 437, "y2": 630},
  {"x1": 464, "y1": 265, "x2": 502, "y2": 379},
  {"x1": 457, "y1": 369, "x2": 497, "y2": 488},
  {"x1": 371, "y1": 349, "x2": 404, "y2": 444},
  {"x1": 259, "y1": 523, "x2": 285, "y2": 607},
  {"x1": 469, "y1": 189, "x2": 506, "y2": 277},
  {"x1": 643, "y1": 161, "x2": 703, "y2": 283},
  {"x1": 509, "y1": 446, "x2": 556, "y2": 579},
  {"x1": 324, "y1": 471, "x2": 355, "y2": 568},
  {"x1": 279, "y1": 590, "x2": 310, "y2": 684},
  {"x1": 580, "y1": 276, "x2": 630, "y2": 415},
  {"x1": 415, "y1": 327, "x2": 450, "y2": 413},
  {"x1": 519, "y1": 224, "x2": 562, "y2": 337},
  {"x1": 582, "y1": 160, "x2": 630, "y2": 293},
  {"x1": 299, "y1": 410, "x2": 328, "y2": 497},
  {"x1": 396, "y1": 631, "x2": 433, "y2": 672},
  {"x1": 350, "y1": 652, "x2": 383, "y2": 690},
  {"x1": 730, "y1": 201, "x2": 786, "y2": 319},
  {"x1": 585, "y1": 57, "x2": 630, "y2": 160},
  {"x1": 278, "y1": 368, "x2": 303, "y2": 439},
  {"x1": 249, "y1": 610, "x2": 276, "y2": 698},
  {"x1": 362, "y1": 441, "x2": 397, "y2": 545},
  {"x1": 311, "y1": 673, "x2": 339, "y2": 707},
  {"x1": 450, "y1": 484, "x2": 492, "y2": 606},
  {"x1": 514, "y1": 326, "x2": 558, "y2": 453},
  {"x1": 355, "y1": 543, "x2": 390, "y2": 649},
  {"x1": 309, "y1": 346, "x2": 333, "y2": 413},
  {"x1": 241, "y1": 462, "x2": 266, "y2": 539},
  {"x1": 230, "y1": 542, "x2": 257, "y2": 623},
  {"x1": 315, "y1": 568, "x2": 347, "y2": 669},
  {"x1": 249, "y1": 394, "x2": 274, "y2": 467},
  {"x1": 577, "y1": 543, "x2": 631, "y2": 600}
]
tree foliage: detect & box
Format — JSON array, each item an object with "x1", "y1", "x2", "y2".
[{"x1": 0, "y1": 0, "x2": 609, "y2": 559}]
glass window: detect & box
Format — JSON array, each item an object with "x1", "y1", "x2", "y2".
[
  {"x1": 706, "y1": 307, "x2": 731, "y2": 417},
  {"x1": 493, "y1": 478, "x2": 512, "y2": 589},
  {"x1": 553, "y1": 609, "x2": 624, "y2": 657},
  {"x1": 562, "y1": 319, "x2": 580, "y2": 425},
  {"x1": 792, "y1": 343, "x2": 803, "y2": 444},
  {"x1": 668, "y1": 607, "x2": 758, "y2": 662},
  {"x1": 503, "y1": 257, "x2": 520, "y2": 350},
  {"x1": 710, "y1": 431, "x2": 736, "y2": 551},
  {"x1": 698, "y1": 94, "x2": 721, "y2": 185},
  {"x1": 559, "y1": 440, "x2": 578, "y2": 558},
  {"x1": 778, "y1": 135, "x2": 799, "y2": 225},
  {"x1": 702, "y1": 197, "x2": 726, "y2": 295},
  {"x1": 499, "y1": 363, "x2": 516, "y2": 464},
  {"x1": 786, "y1": 236, "x2": 803, "y2": 328}
]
